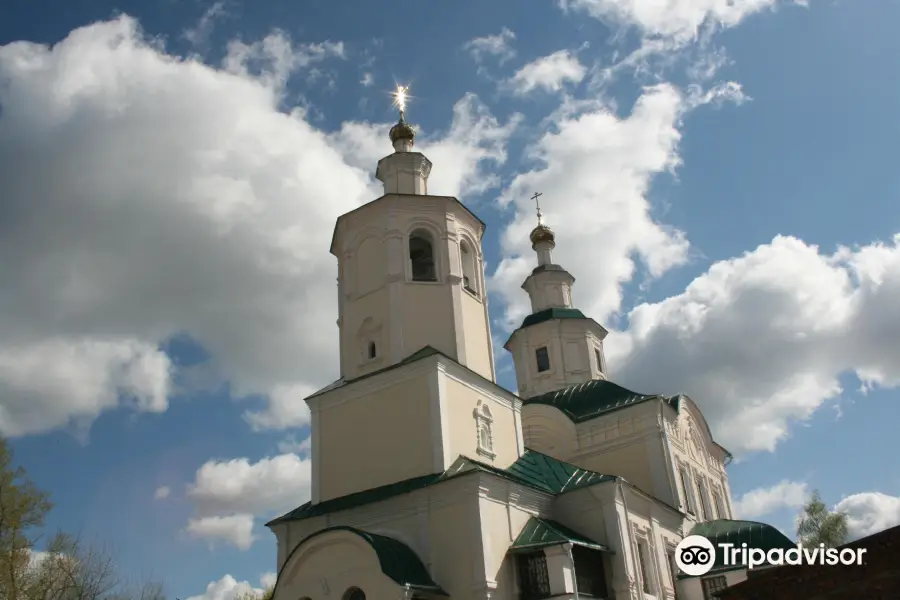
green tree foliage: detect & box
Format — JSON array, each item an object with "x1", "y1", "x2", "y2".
[
  {"x1": 796, "y1": 489, "x2": 849, "y2": 548},
  {"x1": 0, "y1": 438, "x2": 166, "y2": 600}
]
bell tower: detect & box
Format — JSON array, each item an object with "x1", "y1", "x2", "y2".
[
  {"x1": 329, "y1": 97, "x2": 496, "y2": 383},
  {"x1": 504, "y1": 195, "x2": 609, "y2": 398}
]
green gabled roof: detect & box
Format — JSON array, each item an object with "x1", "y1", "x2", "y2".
[
  {"x1": 678, "y1": 519, "x2": 796, "y2": 579},
  {"x1": 503, "y1": 449, "x2": 616, "y2": 493},
  {"x1": 273, "y1": 526, "x2": 447, "y2": 595},
  {"x1": 524, "y1": 378, "x2": 673, "y2": 423},
  {"x1": 510, "y1": 517, "x2": 611, "y2": 553},
  {"x1": 268, "y1": 450, "x2": 616, "y2": 527}
]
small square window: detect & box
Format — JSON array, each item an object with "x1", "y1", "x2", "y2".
[{"x1": 535, "y1": 347, "x2": 550, "y2": 372}]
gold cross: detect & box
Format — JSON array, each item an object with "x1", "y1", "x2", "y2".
[{"x1": 530, "y1": 192, "x2": 544, "y2": 224}]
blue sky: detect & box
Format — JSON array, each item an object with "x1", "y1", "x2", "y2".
[{"x1": 2, "y1": 0, "x2": 900, "y2": 598}]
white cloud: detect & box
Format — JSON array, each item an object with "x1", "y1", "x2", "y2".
[
  {"x1": 492, "y1": 84, "x2": 691, "y2": 330},
  {"x1": 222, "y1": 32, "x2": 345, "y2": 89},
  {"x1": 836, "y1": 492, "x2": 900, "y2": 541},
  {"x1": 507, "y1": 51, "x2": 587, "y2": 95},
  {"x1": 360, "y1": 72, "x2": 373, "y2": 87},
  {"x1": 463, "y1": 28, "x2": 516, "y2": 65},
  {"x1": 570, "y1": 0, "x2": 806, "y2": 89},
  {"x1": 559, "y1": 0, "x2": 789, "y2": 44},
  {"x1": 154, "y1": 486, "x2": 171, "y2": 500},
  {"x1": 186, "y1": 514, "x2": 255, "y2": 550},
  {"x1": 0, "y1": 340, "x2": 171, "y2": 438},
  {"x1": 733, "y1": 480, "x2": 808, "y2": 519},
  {"x1": 276, "y1": 435, "x2": 311, "y2": 455},
  {"x1": 259, "y1": 573, "x2": 277, "y2": 589},
  {"x1": 188, "y1": 453, "x2": 311, "y2": 517},
  {"x1": 187, "y1": 573, "x2": 275, "y2": 600},
  {"x1": 329, "y1": 93, "x2": 521, "y2": 200},
  {"x1": 607, "y1": 234, "x2": 900, "y2": 454},
  {"x1": 183, "y1": 1, "x2": 228, "y2": 49},
  {"x1": 0, "y1": 16, "x2": 515, "y2": 438},
  {"x1": 185, "y1": 453, "x2": 310, "y2": 548}
]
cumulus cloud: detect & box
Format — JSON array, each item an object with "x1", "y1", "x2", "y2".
[
  {"x1": 836, "y1": 492, "x2": 900, "y2": 541},
  {"x1": 559, "y1": 0, "x2": 789, "y2": 44},
  {"x1": 733, "y1": 480, "x2": 808, "y2": 519},
  {"x1": 186, "y1": 514, "x2": 256, "y2": 550},
  {"x1": 185, "y1": 453, "x2": 311, "y2": 549},
  {"x1": 566, "y1": 0, "x2": 807, "y2": 89},
  {"x1": 0, "y1": 16, "x2": 516, "y2": 438},
  {"x1": 507, "y1": 50, "x2": 587, "y2": 95},
  {"x1": 607, "y1": 234, "x2": 900, "y2": 454},
  {"x1": 187, "y1": 573, "x2": 276, "y2": 600},
  {"x1": 329, "y1": 93, "x2": 521, "y2": 200},
  {"x1": 492, "y1": 84, "x2": 691, "y2": 330},
  {"x1": 463, "y1": 28, "x2": 517, "y2": 66},
  {"x1": 188, "y1": 453, "x2": 311, "y2": 517}
]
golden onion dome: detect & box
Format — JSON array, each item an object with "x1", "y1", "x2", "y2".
[
  {"x1": 389, "y1": 117, "x2": 415, "y2": 144},
  {"x1": 530, "y1": 223, "x2": 556, "y2": 246}
]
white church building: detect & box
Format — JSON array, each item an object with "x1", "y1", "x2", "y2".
[{"x1": 266, "y1": 108, "x2": 792, "y2": 600}]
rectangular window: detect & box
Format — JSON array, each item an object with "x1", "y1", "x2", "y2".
[
  {"x1": 698, "y1": 478, "x2": 713, "y2": 520},
  {"x1": 702, "y1": 575, "x2": 728, "y2": 599},
  {"x1": 680, "y1": 468, "x2": 696, "y2": 514},
  {"x1": 594, "y1": 348, "x2": 602, "y2": 372},
  {"x1": 572, "y1": 546, "x2": 608, "y2": 598},
  {"x1": 535, "y1": 346, "x2": 550, "y2": 372},
  {"x1": 713, "y1": 491, "x2": 726, "y2": 519},
  {"x1": 516, "y1": 552, "x2": 551, "y2": 600},
  {"x1": 636, "y1": 540, "x2": 654, "y2": 594},
  {"x1": 668, "y1": 551, "x2": 679, "y2": 598}
]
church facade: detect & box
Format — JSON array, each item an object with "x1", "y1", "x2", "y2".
[{"x1": 266, "y1": 111, "x2": 781, "y2": 600}]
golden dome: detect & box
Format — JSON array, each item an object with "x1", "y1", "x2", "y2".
[
  {"x1": 389, "y1": 117, "x2": 415, "y2": 144},
  {"x1": 530, "y1": 223, "x2": 556, "y2": 246}
]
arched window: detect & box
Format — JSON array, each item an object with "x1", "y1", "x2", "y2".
[
  {"x1": 409, "y1": 230, "x2": 437, "y2": 282},
  {"x1": 460, "y1": 241, "x2": 477, "y2": 295},
  {"x1": 343, "y1": 589, "x2": 365, "y2": 600}
]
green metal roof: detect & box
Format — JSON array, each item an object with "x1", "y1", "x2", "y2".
[
  {"x1": 504, "y1": 307, "x2": 597, "y2": 349},
  {"x1": 503, "y1": 449, "x2": 616, "y2": 493},
  {"x1": 272, "y1": 526, "x2": 447, "y2": 595},
  {"x1": 266, "y1": 472, "x2": 443, "y2": 526},
  {"x1": 678, "y1": 520, "x2": 796, "y2": 579},
  {"x1": 520, "y1": 307, "x2": 588, "y2": 328},
  {"x1": 524, "y1": 378, "x2": 676, "y2": 423},
  {"x1": 268, "y1": 450, "x2": 616, "y2": 527},
  {"x1": 510, "y1": 517, "x2": 611, "y2": 553}
]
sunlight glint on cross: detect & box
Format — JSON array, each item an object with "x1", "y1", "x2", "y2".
[{"x1": 392, "y1": 85, "x2": 409, "y2": 118}]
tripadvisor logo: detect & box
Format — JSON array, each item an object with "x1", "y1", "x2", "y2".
[{"x1": 674, "y1": 535, "x2": 867, "y2": 577}]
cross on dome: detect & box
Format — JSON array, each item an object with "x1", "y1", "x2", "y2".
[
  {"x1": 529, "y1": 191, "x2": 555, "y2": 248},
  {"x1": 388, "y1": 84, "x2": 415, "y2": 150}
]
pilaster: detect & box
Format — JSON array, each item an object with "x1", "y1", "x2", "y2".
[{"x1": 543, "y1": 544, "x2": 576, "y2": 596}]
